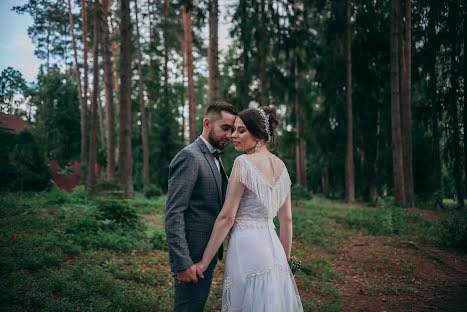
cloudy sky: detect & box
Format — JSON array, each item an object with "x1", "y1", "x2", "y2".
[{"x1": 0, "y1": 0, "x2": 40, "y2": 82}]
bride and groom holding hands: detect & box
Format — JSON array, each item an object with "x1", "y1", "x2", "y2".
[{"x1": 165, "y1": 102, "x2": 303, "y2": 311}]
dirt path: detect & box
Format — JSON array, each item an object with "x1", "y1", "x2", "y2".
[{"x1": 332, "y1": 236, "x2": 467, "y2": 311}]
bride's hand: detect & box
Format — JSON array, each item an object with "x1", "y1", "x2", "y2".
[{"x1": 195, "y1": 260, "x2": 208, "y2": 273}]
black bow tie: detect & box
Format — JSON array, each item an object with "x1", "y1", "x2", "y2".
[{"x1": 212, "y1": 151, "x2": 223, "y2": 160}]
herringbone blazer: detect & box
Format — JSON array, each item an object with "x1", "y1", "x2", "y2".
[{"x1": 165, "y1": 136, "x2": 225, "y2": 274}]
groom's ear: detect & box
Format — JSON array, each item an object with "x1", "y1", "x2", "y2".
[{"x1": 203, "y1": 117, "x2": 211, "y2": 130}]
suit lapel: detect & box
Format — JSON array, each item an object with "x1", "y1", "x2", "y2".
[{"x1": 195, "y1": 137, "x2": 223, "y2": 203}]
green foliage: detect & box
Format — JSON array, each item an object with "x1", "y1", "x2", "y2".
[
  {"x1": 292, "y1": 184, "x2": 313, "y2": 201},
  {"x1": 437, "y1": 214, "x2": 467, "y2": 252},
  {"x1": 0, "y1": 66, "x2": 29, "y2": 113},
  {"x1": 143, "y1": 184, "x2": 163, "y2": 198},
  {"x1": 0, "y1": 128, "x2": 51, "y2": 191},
  {"x1": 97, "y1": 199, "x2": 139, "y2": 227},
  {"x1": 151, "y1": 227, "x2": 168, "y2": 251}
]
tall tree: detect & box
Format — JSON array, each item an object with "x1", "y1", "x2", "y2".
[
  {"x1": 401, "y1": 0, "x2": 414, "y2": 207},
  {"x1": 208, "y1": 0, "x2": 219, "y2": 107},
  {"x1": 184, "y1": 2, "x2": 196, "y2": 142},
  {"x1": 258, "y1": 0, "x2": 267, "y2": 107},
  {"x1": 119, "y1": 0, "x2": 134, "y2": 197},
  {"x1": 293, "y1": 0, "x2": 306, "y2": 187},
  {"x1": 81, "y1": 0, "x2": 90, "y2": 164},
  {"x1": 67, "y1": 0, "x2": 84, "y2": 136},
  {"x1": 134, "y1": 0, "x2": 150, "y2": 188},
  {"x1": 390, "y1": 0, "x2": 406, "y2": 206},
  {"x1": 101, "y1": 0, "x2": 116, "y2": 181},
  {"x1": 147, "y1": 0, "x2": 156, "y2": 135},
  {"x1": 448, "y1": 0, "x2": 463, "y2": 207},
  {"x1": 463, "y1": 0, "x2": 467, "y2": 197},
  {"x1": 345, "y1": 0, "x2": 355, "y2": 203},
  {"x1": 87, "y1": 0, "x2": 101, "y2": 191},
  {"x1": 427, "y1": 1, "x2": 442, "y2": 203}
]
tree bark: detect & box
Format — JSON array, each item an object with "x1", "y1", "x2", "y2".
[
  {"x1": 80, "y1": 0, "x2": 89, "y2": 165},
  {"x1": 102, "y1": 0, "x2": 115, "y2": 181},
  {"x1": 147, "y1": 0, "x2": 155, "y2": 136},
  {"x1": 97, "y1": 92, "x2": 106, "y2": 148},
  {"x1": 134, "y1": 0, "x2": 150, "y2": 188},
  {"x1": 119, "y1": 0, "x2": 134, "y2": 197},
  {"x1": 163, "y1": 0, "x2": 169, "y2": 109},
  {"x1": 345, "y1": 0, "x2": 355, "y2": 203},
  {"x1": 401, "y1": 0, "x2": 414, "y2": 207},
  {"x1": 208, "y1": 0, "x2": 219, "y2": 107},
  {"x1": 184, "y1": 3, "x2": 196, "y2": 143},
  {"x1": 428, "y1": 1, "x2": 441, "y2": 201},
  {"x1": 390, "y1": 0, "x2": 406, "y2": 206},
  {"x1": 259, "y1": 0, "x2": 267, "y2": 107},
  {"x1": 448, "y1": 1, "x2": 464, "y2": 208},
  {"x1": 181, "y1": 7, "x2": 187, "y2": 144},
  {"x1": 67, "y1": 0, "x2": 85, "y2": 161},
  {"x1": 464, "y1": 1, "x2": 467, "y2": 197},
  {"x1": 87, "y1": 0, "x2": 101, "y2": 192},
  {"x1": 370, "y1": 108, "x2": 381, "y2": 199},
  {"x1": 294, "y1": 0, "x2": 306, "y2": 187}
]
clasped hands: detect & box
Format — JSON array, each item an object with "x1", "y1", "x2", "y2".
[{"x1": 176, "y1": 261, "x2": 208, "y2": 284}]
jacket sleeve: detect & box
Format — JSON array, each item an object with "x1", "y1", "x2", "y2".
[{"x1": 165, "y1": 149, "x2": 199, "y2": 272}]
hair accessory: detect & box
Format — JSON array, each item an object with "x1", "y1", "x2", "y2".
[{"x1": 255, "y1": 108, "x2": 271, "y2": 142}]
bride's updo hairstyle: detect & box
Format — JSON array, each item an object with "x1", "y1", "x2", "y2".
[{"x1": 238, "y1": 106, "x2": 279, "y2": 150}]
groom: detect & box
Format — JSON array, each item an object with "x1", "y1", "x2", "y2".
[{"x1": 165, "y1": 102, "x2": 237, "y2": 311}]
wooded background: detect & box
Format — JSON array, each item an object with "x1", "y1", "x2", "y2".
[{"x1": 1, "y1": 0, "x2": 465, "y2": 208}]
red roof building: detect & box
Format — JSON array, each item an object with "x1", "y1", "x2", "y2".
[{"x1": 0, "y1": 112, "x2": 31, "y2": 134}]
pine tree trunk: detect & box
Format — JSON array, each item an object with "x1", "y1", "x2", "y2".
[
  {"x1": 87, "y1": 0, "x2": 101, "y2": 192},
  {"x1": 464, "y1": 3, "x2": 467, "y2": 197},
  {"x1": 110, "y1": 13, "x2": 119, "y2": 105},
  {"x1": 345, "y1": 0, "x2": 355, "y2": 203},
  {"x1": 97, "y1": 94, "x2": 106, "y2": 148},
  {"x1": 81, "y1": 0, "x2": 90, "y2": 165},
  {"x1": 181, "y1": 8, "x2": 187, "y2": 144},
  {"x1": 102, "y1": 0, "x2": 115, "y2": 181},
  {"x1": 119, "y1": 0, "x2": 134, "y2": 197},
  {"x1": 428, "y1": 1, "x2": 441, "y2": 203},
  {"x1": 67, "y1": 0, "x2": 85, "y2": 158},
  {"x1": 185, "y1": 3, "x2": 196, "y2": 143},
  {"x1": 370, "y1": 108, "x2": 381, "y2": 199},
  {"x1": 448, "y1": 1, "x2": 464, "y2": 208},
  {"x1": 163, "y1": 0, "x2": 169, "y2": 108},
  {"x1": 147, "y1": 0, "x2": 155, "y2": 136},
  {"x1": 258, "y1": 0, "x2": 267, "y2": 107},
  {"x1": 134, "y1": 0, "x2": 150, "y2": 188},
  {"x1": 322, "y1": 145, "x2": 330, "y2": 197},
  {"x1": 208, "y1": 0, "x2": 219, "y2": 107},
  {"x1": 390, "y1": 0, "x2": 406, "y2": 206},
  {"x1": 401, "y1": 0, "x2": 414, "y2": 207}
]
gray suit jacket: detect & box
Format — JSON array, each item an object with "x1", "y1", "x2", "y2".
[{"x1": 165, "y1": 137, "x2": 225, "y2": 274}]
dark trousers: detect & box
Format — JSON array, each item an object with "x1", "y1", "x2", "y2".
[{"x1": 173, "y1": 273, "x2": 213, "y2": 312}]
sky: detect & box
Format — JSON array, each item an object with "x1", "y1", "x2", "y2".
[
  {"x1": 0, "y1": 0, "x2": 233, "y2": 84},
  {"x1": 0, "y1": 0, "x2": 41, "y2": 82}
]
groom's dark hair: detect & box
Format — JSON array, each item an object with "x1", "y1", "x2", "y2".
[{"x1": 205, "y1": 101, "x2": 238, "y2": 122}]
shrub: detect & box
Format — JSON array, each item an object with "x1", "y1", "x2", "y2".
[
  {"x1": 0, "y1": 128, "x2": 51, "y2": 191},
  {"x1": 437, "y1": 214, "x2": 467, "y2": 251},
  {"x1": 97, "y1": 199, "x2": 139, "y2": 227},
  {"x1": 151, "y1": 227, "x2": 168, "y2": 251},
  {"x1": 144, "y1": 184, "x2": 163, "y2": 198},
  {"x1": 292, "y1": 184, "x2": 312, "y2": 201}
]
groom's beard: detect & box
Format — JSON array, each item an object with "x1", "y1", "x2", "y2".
[{"x1": 208, "y1": 128, "x2": 228, "y2": 150}]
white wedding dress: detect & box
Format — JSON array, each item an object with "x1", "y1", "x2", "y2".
[{"x1": 222, "y1": 154, "x2": 303, "y2": 312}]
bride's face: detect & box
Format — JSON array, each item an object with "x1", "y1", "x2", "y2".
[{"x1": 232, "y1": 117, "x2": 257, "y2": 152}]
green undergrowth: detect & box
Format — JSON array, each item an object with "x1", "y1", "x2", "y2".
[{"x1": 1, "y1": 190, "x2": 465, "y2": 311}]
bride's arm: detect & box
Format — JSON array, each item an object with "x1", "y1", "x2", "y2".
[
  {"x1": 278, "y1": 191, "x2": 292, "y2": 261},
  {"x1": 196, "y1": 179, "x2": 245, "y2": 272}
]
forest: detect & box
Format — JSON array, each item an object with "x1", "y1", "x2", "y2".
[{"x1": 0, "y1": 0, "x2": 466, "y2": 311}]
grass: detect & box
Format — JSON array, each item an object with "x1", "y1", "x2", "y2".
[{"x1": 0, "y1": 189, "x2": 466, "y2": 311}]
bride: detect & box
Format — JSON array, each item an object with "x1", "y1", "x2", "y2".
[{"x1": 195, "y1": 106, "x2": 303, "y2": 311}]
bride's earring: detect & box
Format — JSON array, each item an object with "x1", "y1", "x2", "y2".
[{"x1": 255, "y1": 141, "x2": 261, "y2": 152}]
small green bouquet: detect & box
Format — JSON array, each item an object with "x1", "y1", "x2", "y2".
[{"x1": 288, "y1": 257, "x2": 303, "y2": 275}]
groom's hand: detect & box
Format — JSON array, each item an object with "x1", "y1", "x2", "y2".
[{"x1": 177, "y1": 265, "x2": 203, "y2": 284}]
